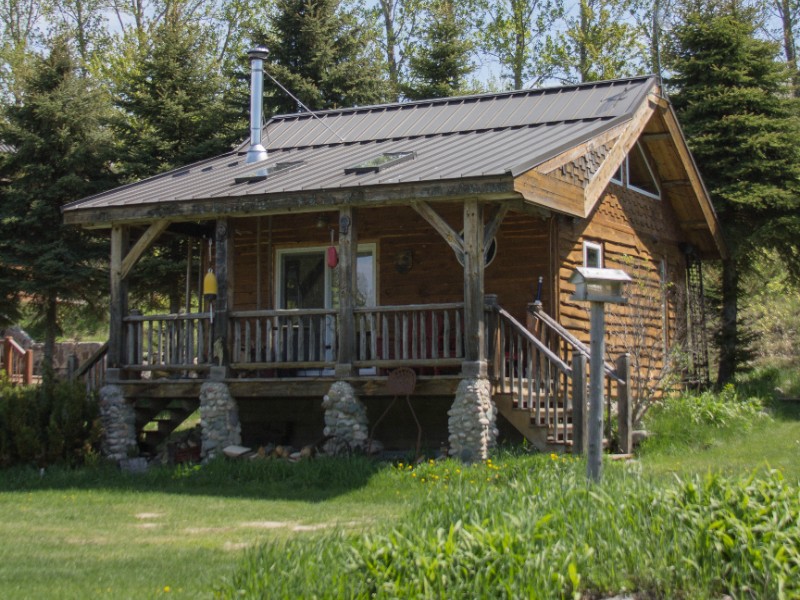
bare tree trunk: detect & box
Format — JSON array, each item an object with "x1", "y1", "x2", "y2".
[
  {"x1": 380, "y1": 0, "x2": 400, "y2": 100},
  {"x1": 716, "y1": 257, "x2": 738, "y2": 387},
  {"x1": 43, "y1": 294, "x2": 58, "y2": 384},
  {"x1": 779, "y1": 0, "x2": 800, "y2": 96}
]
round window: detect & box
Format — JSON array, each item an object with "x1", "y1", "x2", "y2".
[{"x1": 456, "y1": 232, "x2": 497, "y2": 268}]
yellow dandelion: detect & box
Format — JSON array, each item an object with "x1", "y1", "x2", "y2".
[
  {"x1": 163, "y1": 586, "x2": 171, "y2": 593},
  {"x1": 550, "y1": 453, "x2": 558, "y2": 461}
]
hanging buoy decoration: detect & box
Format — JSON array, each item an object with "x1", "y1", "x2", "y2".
[
  {"x1": 203, "y1": 269, "x2": 218, "y2": 301},
  {"x1": 326, "y1": 228, "x2": 338, "y2": 268},
  {"x1": 203, "y1": 239, "x2": 218, "y2": 323}
]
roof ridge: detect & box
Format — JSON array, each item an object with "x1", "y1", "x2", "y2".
[
  {"x1": 265, "y1": 115, "x2": 620, "y2": 152},
  {"x1": 268, "y1": 75, "x2": 658, "y2": 123}
]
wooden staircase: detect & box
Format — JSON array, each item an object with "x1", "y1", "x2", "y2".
[
  {"x1": 488, "y1": 304, "x2": 623, "y2": 453},
  {"x1": 134, "y1": 398, "x2": 199, "y2": 455}
]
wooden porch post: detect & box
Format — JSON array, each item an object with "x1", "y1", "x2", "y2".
[
  {"x1": 214, "y1": 218, "x2": 235, "y2": 368},
  {"x1": 462, "y1": 199, "x2": 486, "y2": 377},
  {"x1": 336, "y1": 206, "x2": 357, "y2": 377},
  {"x1": 108, "y1": 225, "x2": 129, "y2": 373}
]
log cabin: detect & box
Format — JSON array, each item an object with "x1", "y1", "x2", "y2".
[{"x1": 63, "y1": 54, "x2": 725, "y2": 461}]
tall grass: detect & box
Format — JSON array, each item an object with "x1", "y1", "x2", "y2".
[
  {"x1": 217, "y1": 455, "x2": 800, "y2": 599},
  {"x1": 640, "y1": 384, "x2": 767, "y2": 456}
]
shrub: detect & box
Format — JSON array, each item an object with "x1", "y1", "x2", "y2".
[{"x1": 0, "y1": 379, "x2": 101, "y2": 467}]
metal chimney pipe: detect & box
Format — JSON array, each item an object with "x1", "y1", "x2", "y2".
[{"x1": 246, "y1": 46, "x2": 269, "y2": 164}]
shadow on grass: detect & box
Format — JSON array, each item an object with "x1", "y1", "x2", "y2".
[{"x1": 0, "y1": 454, "x2": 398, "y2": 502}]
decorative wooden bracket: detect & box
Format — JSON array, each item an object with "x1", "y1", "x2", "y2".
[
  {"x1": 412, "y1": 201, "x2": 464, "y2": 259},
  {"x1": 483, "y1": 203, "x2": 509, "y2": 249},
  {"x1": 119, "y1": 220, "x2": 169, "y2": 280}
]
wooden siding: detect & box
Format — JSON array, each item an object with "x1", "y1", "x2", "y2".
[
  {"x1": 557, "y1": 182, "x2": 687, "y2": 387},
  {"x1": 229, "y1": 205, "x2": 552, "y2": 325}
]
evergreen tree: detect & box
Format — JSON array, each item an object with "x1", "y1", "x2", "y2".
[
  {"x1": 259, "y1": 0, "x2": 389, "y2": 114},
  {"x1": 114, "y1": 18, "x2": 244, "y2": 180},
  {"x1": 403, "y1": 0, "x2": 477, "y2": 99},
  {"x1": 668, "y1": 0, "x2": 800, "y2": 385},
  {"x1": 0, "y1": 39, "x2": 116, "y2": 370}
]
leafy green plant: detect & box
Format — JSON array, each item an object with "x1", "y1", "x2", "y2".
[
  {"x1": 641, "y1": 386, "x2": 767, "y2": 455},
  {"x1": 217, "y1": 457, "x2": 800, "y2": 599}
]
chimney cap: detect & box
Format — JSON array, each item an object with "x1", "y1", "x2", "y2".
[{"x1": 248, "y1": 46, "x2": 269, "y2": 61}]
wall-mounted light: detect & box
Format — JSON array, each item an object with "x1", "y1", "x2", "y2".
[{"x1": 316, "y1": 214, "x2": 330, "y2": 229}]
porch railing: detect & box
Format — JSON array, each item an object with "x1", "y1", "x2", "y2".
[
  {"x1": 352, "y1": 303, "x2": 464, "y2": 369},
  {"x1": 123, "y1": 312, "x2": 212, "y2": 371},
  {"x1": 230, "y1": 309, "x2": 338, "y2": 370},
  {"x1": 489, "y1": 306, "x2": 577, "y2": 444},
  {"x1": 1, "y1": 336, "x2": 35, "y2": 385}
]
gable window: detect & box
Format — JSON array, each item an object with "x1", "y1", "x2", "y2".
[
  {"x1": 607, "y1": 141, "x2": 661, "y2": 199},
  {"x1": 583, "y1": 240, "x2": 603, "y2": 268},
  {"x1": 627, "y1": 142, "x2": 661, "y2": 199}
]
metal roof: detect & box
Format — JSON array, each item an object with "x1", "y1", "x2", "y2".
[{"x1": 64, "y1": 76, "x2": 658, "y2": 221}]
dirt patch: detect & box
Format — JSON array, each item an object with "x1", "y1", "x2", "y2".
[
  {"x1": 134, "y1": 512, "x2": 164, "y2": 520},
  {"x1": 239, "y1": 521, "x2": 291, "y2": 529}
]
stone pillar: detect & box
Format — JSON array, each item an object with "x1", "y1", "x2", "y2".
[
  {"x1": 199, "y1": 380, "x2": 241, "y2": 460},
  {"x1": 448, "y1": 378, "x2": 497, "y2": 462},
  {"x1": 321, "y1": 381, "x2": 369, "y2": 454},
  {"x1": 99, "y1": 384, "x2": 137, "y2": 461}
]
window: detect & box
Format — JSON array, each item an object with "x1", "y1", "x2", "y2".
[
  {"x1": 627, "y1": 142, "x2": 660, "y2": 199},
  {"x1": 610, "y1": 165, "x2": 623, "y2": 185},
  {"x1": 345, "y1": 151, "x2": 416, "y2": 174},
  {"x1": 455, "y1": 232, "x2": 498, "y2": 268},
  {"x1": 583, "y1": 241, "x2": 603, "y2": 268},
  {"x1": 606, "y1": 141, "x2": 660, "y2": 199},
  {"x1": 276, "y1": 244, "x2": 377, "y2": 310}
]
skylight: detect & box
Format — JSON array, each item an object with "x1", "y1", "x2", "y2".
[
  {"x1": 234, "y1": 161, "x2": 304, "y2": 184},
  {"x1": 344, "y1": 151, "x2": 416, "y2": 174}
]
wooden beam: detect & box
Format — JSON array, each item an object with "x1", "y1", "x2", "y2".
[
  {"x1": 119, "y1": 220, "x2": 168, "y2": 280},
  {"x1": 660, "y1": 179, "x2": 691, "y2": 188},
  {"x1": 483, "y1": 203, "x2": 509, "y2": 250},
  {"x1": 640, "y1": 132, "x2": 671, "y2": 142},
  {"x1": 583, "y1": 95, "x2": 659, "y2": 214},
  {"x1": 534, "y1": 123, "x2": 627, "y2": 174},
  {"x1": 412, "y1": 200, "x2": 465, "y2": 259},
  {"x1": 213, "y1": 218, "x2": 234, "y2": 366},
  {"x1": 462, "y1": 199, "x2": 486, "y2": 369},
  {"x1": 108, "y1": 225, "x2": 129, "y2": 369},
  {"x1": 514, "y1": 170, "x2": 584, "y2": 217},
  {"x1": 63, "y1": 177, "x2": 519, "y2": 228},
  {"x1": 659, "y1": 105, "x2": 727, "y2": 259},
  {"x1": 336, "y1": 206, "x2": 357, "y2": 375}
]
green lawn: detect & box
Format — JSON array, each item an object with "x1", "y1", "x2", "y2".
[
  {"x1": 0, "y1": 459, "x2": 420, "y2": 599},
  {"x1": 1, "y1": 398, "x2": 799, "y2": 599},
  {"x1": 639, "y1": 398, "x2": 800, "y2": 480}
]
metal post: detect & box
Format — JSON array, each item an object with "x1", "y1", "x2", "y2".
[{"x1": 587, "y1": 301, "x2": 605, "y2": 481}]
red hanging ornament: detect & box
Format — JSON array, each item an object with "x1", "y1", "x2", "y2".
[{"x1": 327, "y1": 229, "x2": 338, "y2": 268}]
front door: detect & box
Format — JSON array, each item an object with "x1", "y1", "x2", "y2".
[{"x1": 276, "y1": 245, "x2": 376, "y2": 369}]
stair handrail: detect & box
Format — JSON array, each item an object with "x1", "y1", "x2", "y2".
[
  {"x1": 529, "y1": 303, "x2": 622, "y2": 383},
  {"x1": 73, "y1": 341, "x2": 109, "y2": 379},
  {"x1": 494, "y1": 306, "x2": 571, "y2": 375}
]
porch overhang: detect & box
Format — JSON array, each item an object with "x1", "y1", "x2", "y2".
[{"x1": 62, "y1": 175, "x2": 521, "y2": 229}]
